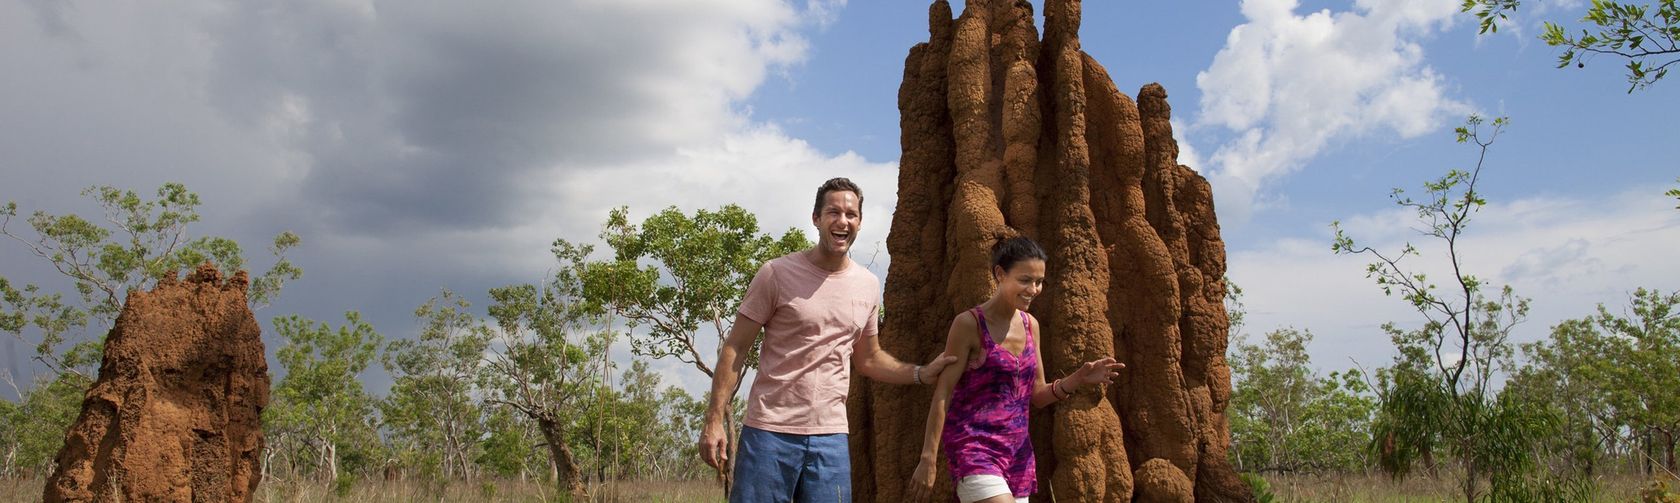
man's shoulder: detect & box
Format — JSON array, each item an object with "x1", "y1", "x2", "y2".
[
  {"x1": 755, "y1": 252, "x2": 801, "y2": 277},
  {"x1": 764, "y1": 251, "x2": 805, "y2": 269},
  {"x1": 845, "y1": 258, "x2": 881, "y2": 281},
  {"x1": 841, "y1": 258, "x2": 881, "y2": 295}
]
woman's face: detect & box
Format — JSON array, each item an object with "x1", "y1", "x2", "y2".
[{"x1": 993, "y1": 258, "x2": 1046, "y2": 311}]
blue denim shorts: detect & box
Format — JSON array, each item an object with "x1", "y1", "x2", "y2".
[{"x1": 730, "y1": 426, "x2": 851, "y2": 503}]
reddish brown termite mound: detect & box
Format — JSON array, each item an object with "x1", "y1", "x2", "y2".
[
  {"x1": 44, "y1": 263, "x2": 270, "y2": 503},
  {"x1": 847, "y1": 1, "x2": 1249, "y2": 501}
]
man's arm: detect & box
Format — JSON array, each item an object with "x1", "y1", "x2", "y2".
[
  {"x1": 698, "y1": 312, "x2": 763, "y2": 469},
  {"x1": 853, "y1": 329, "x2": 958, "y2": 385}
]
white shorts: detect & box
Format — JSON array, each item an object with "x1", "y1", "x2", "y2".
[{"x1": 955, "y1": 474, "x2": 1029, "y2": 503}]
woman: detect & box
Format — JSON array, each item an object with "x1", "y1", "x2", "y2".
[{"x1": 909, "y1": 237, "x2": 1123, "y2": 502}]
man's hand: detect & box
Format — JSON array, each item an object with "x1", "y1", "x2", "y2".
[
  {"x1": 698, "y1": 416, "x2": 728, "y2": 469},
  {"x1": 918, "y1": 352, "x2": 961, "y2": 384}
]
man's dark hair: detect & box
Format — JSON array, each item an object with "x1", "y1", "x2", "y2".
[
  {"x1": 812, "y1": 177, "x2": 864, "y2": 217},
  {"x1": 991, "y1": 236, "x2": 1048, "y2": 273}
]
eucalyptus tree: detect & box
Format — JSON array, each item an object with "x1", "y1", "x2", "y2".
[
  {"x1": 380, "y1": 289, "x2": 492, "y2": 481},
  {"x1": 1334, "y1": 116, "x2": 1569, "y2": 501},
  {"x1": 1588, "y1": 288, "x2": 1680, "y2": 474},
  {"x1": 479, "y1": 263, "x2": 610, "y2": 497},
  {"x1": 267, "y1": 312, "x2": 384, "y2": 483},
  {"x1": 1508, "y1": 318, "x2": 1622, "y2": 476},
  {"x1": 566, "y1": 204, "x2": 808, "y2": 378},
  {"x1": 559, "y1": 204, "x2": 808, "y2": 492},
  {"x1": 1229, "y1": 328, "x2": 1376, "y2": 474}
]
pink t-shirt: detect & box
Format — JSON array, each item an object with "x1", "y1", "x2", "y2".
[{"x1": 737, "y1": 252, "x2": 880, "y2": 435}]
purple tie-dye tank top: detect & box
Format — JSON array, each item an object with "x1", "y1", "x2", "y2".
[{"x1": 941, "y1": 306, "x2": 1037, "y2": 497}]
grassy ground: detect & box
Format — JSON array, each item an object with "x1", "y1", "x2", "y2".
[
  {"x1": 259, "y1": 478, "x2": 724, "y2": 503},
  {"x1": 1, "y1": 473, "x2": 1662, "y2": 502},
  {"x1": 1, "y1": 477, "x2": 723, "y2": 503},
  {"x1": 1257, "y1": 472, "x2": 1650, "y2": 503}
]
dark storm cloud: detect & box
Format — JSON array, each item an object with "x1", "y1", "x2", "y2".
[
  {"x1": 1, "y1": 0, "x2": 829, "y2": 394},
  {"x1": 199, "y1": 0, "x2": 799, "y2": 233}
]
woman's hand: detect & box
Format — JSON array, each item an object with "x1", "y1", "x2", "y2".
[
  {"x1": 1070, "y1": 357, "x2": 1124, "y2": 388},
  {"x1": 908, "y1": 457, "x2": 937, "y2": 501}
]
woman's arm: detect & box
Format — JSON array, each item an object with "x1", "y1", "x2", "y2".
[
  {"x1": 1029, "y1": 315, "x2": 1062, "y2": 408},
  {"x1": 908, "y1": 313, "x2": 975, "y2": 500},
  {"x1": 1028, "y1": 314, "x2": 1123, "y2": 409}
]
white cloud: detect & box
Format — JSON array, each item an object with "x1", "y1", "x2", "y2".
[
  {"x1": 1193, "y1": 0, "x2": 1472, "y2": 221},
  {"x1": 1171, "y1": 118, "x2": 1204, "y2": 172},
  {"x1": 556, "y1": 125, "x2": 896, "y2": 250},
  {"x1": 1231, "y1": 188, "x2": 1680, "y2": 372}
]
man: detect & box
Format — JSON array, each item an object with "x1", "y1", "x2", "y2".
[{"x1": 699, "y1": 177, "x2": 958, "y2": 502}]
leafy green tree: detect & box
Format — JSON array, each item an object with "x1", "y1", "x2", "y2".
[
  {"x1": 266, "y1": 312, "x2": 384, "y2": 483},
  {"x1": 0, "y1": 373, "x2": 84, "y2": 477},
  {"x1": 571, "y1": 360, "x2": 711, "y2": 482},
  {"x1": 1589, "y1": 288, "x2": 1680, "y2": 474},
  {"x1": 1509, "y1": 318, "x2": 1622, "y2": 476},
  {"x1": 1368, "y1": 357, "x2": 1452, "y2": 479},
  {"x1": 562, "y1": 205, "x2": 807, "y2": 493},
  {"x1": 0, "y1": 392, "x2": 13, "y2": 475},
  {"x1": 658, "y1": 385, "x2": 711, "y2": 480},
  {"x1": 380, "y1": 290, "x2": 492, "y2": 482},
  {"x1": 1464, "y1": 0, "x2": 1680, "y2": 91},
  {"x1": 1225, "y1": 279, "x2": 1247, "y2": 341},
  {"x1": 567, "y1": 205, "x2": 808, "y2": 377},
  {"x1": 1, "y1": 184, "x2": 300, "y2": 376},
  {"x1": 1311, "y1": 370, "x2": 1380, "y2": 471},
  {"x1": 479, "y1": 267, "x2": 610, "y2": 497},
  {"x1": 1229, "y1": 328, "x2": 1376, "y2": 474},
  {"x1": 1334, "y1": 116, "x2": 1568, "y2": 501},
  {"x1": 475, "y1": 407, "x2": 546, "y2": 480}
]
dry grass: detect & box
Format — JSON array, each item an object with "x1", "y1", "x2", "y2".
[
  {"x1": 257, "y1": 478, "x2": 721, "y2": 503},
  {"x1": 2, "y1": 473, "x2": 1660, "y2": 502},
  {"x1": 0, "y1": 477, "x2": 722, "y2": 503},
  {"x1": 1257, "y1": 472, "x2": 1649, "y2": 503},
  {"x1": 2, "y1": 476, "x2": 44, "y2": 503}
]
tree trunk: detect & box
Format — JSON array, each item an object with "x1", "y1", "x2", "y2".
[
  {"x1": 539, "y1": 418, "x2": 586, "y2": 497},
  {"x1": 722, "y1": 413, "x2": 737, "y2": 498},
  {"x1": 1462, "y1": 438, "x2": 1477, "y2": 503},
  {"x1": 326, "y1": 441, "x2": 338, "y2": 482},
  {"x1": 1665, "y1": 430, "x2": 1676, "y2": 474},
  {"x1": 1647, "y1": 431, "x2": 1656, "y2": 476}
]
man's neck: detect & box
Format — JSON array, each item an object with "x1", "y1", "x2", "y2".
[{"x1": 804, "y1": 247, "x2": 849, "y2": 273}]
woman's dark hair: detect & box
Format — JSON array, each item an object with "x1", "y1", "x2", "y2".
[{"x1": 991, "y1": 236, "x2": 1047, "y2": 273}]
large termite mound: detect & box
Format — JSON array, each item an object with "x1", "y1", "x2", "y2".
[
  {"x1": 44, "y1": 264, "x2": 269, "y2": 503},
  {"x1": 847, "y1": 1, "x2": 1249, "y2": 501}
]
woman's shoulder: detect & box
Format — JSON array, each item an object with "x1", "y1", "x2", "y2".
[{"x1": 949, "y1": 309, "x2": 978, "y2": 329}]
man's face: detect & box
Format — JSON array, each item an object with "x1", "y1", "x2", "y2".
[{"x1": 812, "y1": 190, "x2": 861, "y2": 256}]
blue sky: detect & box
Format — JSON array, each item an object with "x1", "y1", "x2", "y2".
[{"x1": 2, "y1": 0, "x2": 1675, "y2": 398}]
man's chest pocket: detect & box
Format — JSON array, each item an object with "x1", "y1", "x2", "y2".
[{"x1": 848, "y1": 299, "x2": 876, "y2": 333}]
